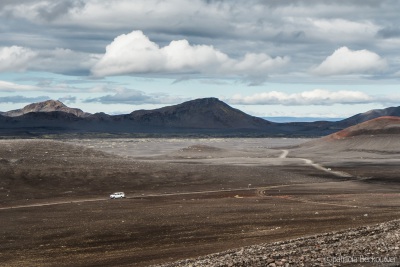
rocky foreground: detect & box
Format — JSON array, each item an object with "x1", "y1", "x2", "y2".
[{"x1": 153, "y1": 219, "x2": 400, "y2": 267}]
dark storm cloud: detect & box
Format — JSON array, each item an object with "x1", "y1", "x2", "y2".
[
  {"x1": 0, "y1": 0, "x2": 38, "y2": 8},
  {"x1": 1, "y1": 0, "x2": 400, "y2": 81},
  {"x1": 37, "y1": 0, "x2": 84, "y2": 21},
  {"x1": 377, "y1": 26, "x2": 400, "y2": 38}
]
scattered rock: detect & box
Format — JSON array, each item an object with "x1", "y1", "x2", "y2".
[
  {"x1": 151, "y1": 219, "x2": 400, "y2": 267},
  {"x1": 0, "y1": 158, "x2": 9, "y2": 164}
]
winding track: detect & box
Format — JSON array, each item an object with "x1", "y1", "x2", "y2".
[
  {"x1": 279, "y1": 149, "x2": 289, "y2": 159},
  {"x1": 280, "y1": 149, "x2": 352, "y2": 178},
  {"x1": 254, "y1": 149, "x2": 361, "y2": 209}
]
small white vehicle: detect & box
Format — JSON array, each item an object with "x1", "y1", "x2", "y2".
[{"x1": 110, "y1": 192, "x2": 125, "y2": 199}]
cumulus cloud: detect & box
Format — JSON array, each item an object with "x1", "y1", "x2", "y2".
[
  {"x1": 313, "y1": 47, "x2": 387, "y2": 76},
  {"x1": 1, "y1": 1, "x2": 400, "y2": 83},
  {"x1": 84, "y1": 89, "x2": 186, "y2": 105},
  {"x1": 91, "y1": 30, "x2": 289, "y2": 81},
  {"x1": 0, "y1": 46, "x2": 37, "y2": 72},
  {"x1": 228, "y1": 89, "x2": 375, "y2": 105}
]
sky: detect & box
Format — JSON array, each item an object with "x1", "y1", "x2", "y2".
[{"x1": 1, "y1": 0, "x2": 400, "y2": 118}]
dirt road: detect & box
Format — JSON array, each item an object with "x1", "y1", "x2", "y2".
[
  {"x1": 280, "y1": 149, "x2": 352, "y2": 177},
  {"x1": 0, "y1": 188, "x2": 255, "y2": 210}
]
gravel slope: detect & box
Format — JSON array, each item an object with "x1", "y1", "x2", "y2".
[{"x1": 153, "y1": 219, "x2": 400, "y2": 267}]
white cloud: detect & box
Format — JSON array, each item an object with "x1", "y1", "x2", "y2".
[
  {"x1": 228, "y1": 89, "x2": 374, "y2": 105},
  {"x1": 0, "y1": 95, "x2": 49, "y2": 104},
  {"x1": 84, "y1": 88, "x2": 186, "y2": 105},
  {"x1": 0, "y1": 46, "x2": 37, "y2": 72},
  {"x1": 313, "y1": 47, "x2": 387, "y2": 76},
  {"x1": 163, "y1": 40, "x2": 229, "y2": 71},
  {"x1": 33, "y1": 48, "x2": 99, "y2": 74},
  {"x1": 0, "y1": 80, "x2": 39, "y2": 91},
  {"x1": 308, "y1": 19, "x2": 379, "y2": 42},
  {"x1": 91, "y1": 30, "x2": 289, "y2": 80},
  {"x1": 0, "y1": 45, "x2": 99, "y2": 75},
  {"x1": 58, "y1": 95, "x2": 77, "y2": 103},
  {"x1": 0, "y1": 79, "x2": 101, "y2": 93}
]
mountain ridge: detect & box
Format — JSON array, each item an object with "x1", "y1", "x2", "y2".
[
  {"x1": 124, "y1": 97, "x2": 273, "y2": 129},
  {"x1": 3, "y1": 100, "x2": 91, "y2": 118},
  {"x1": 0, "y1": 98, "x2": 399, "y2": 137}
]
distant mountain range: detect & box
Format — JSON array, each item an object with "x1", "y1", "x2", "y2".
[
  {"x1": 264, "y1": 117, "x2": 344, "y2": 123},
  {"x1": 0, "y1": 98, "x2": 399, "y2": 137}
]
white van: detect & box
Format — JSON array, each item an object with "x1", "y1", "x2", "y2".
[{"x1": 110, "y1": 192, "x2": 125, "y2": 199}]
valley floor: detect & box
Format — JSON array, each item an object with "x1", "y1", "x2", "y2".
[{"x1": 0, "y1": 138, "x2": 399, "y2": 266}]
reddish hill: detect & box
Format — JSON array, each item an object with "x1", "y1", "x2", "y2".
[
  {"x1": 328, "y1": 116, "x2": 400, "y2": 140},
  {"x1": 292, "y1": 116, "x2": 400, "y2": 157}
]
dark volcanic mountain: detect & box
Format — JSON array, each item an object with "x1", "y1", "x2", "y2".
[
  {"x1": 3, "y1": 100, "x2": 91, "y2": 118},
  {"x1": 124, "y1": 97, "x2": 273, "y2": 129},
  {"x1": 1, "y1": 98, "x2": 400, "y2": 137},
  {"x1": 0, "y1": 98, "x2": 277, "y2": 136}
]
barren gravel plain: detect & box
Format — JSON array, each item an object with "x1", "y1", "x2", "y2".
[{"x1": 1, "y1": 138, "x2": 400, "y2": 266}]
